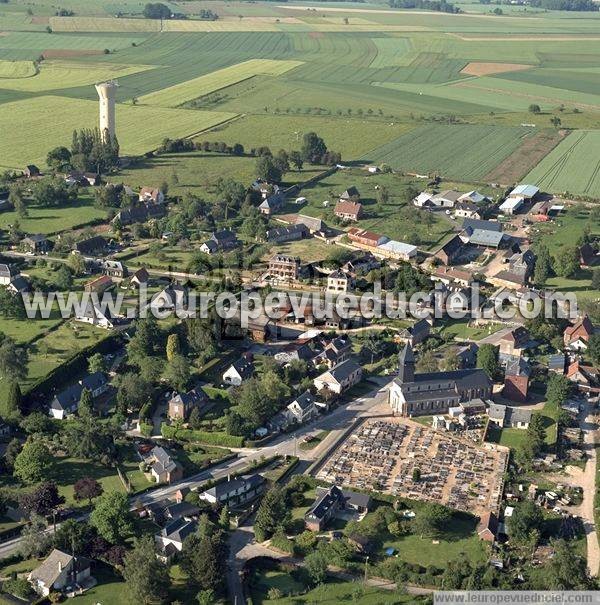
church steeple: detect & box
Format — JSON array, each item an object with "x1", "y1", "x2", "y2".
[{"x1": 398, "y1": 343, "x2": 415, "y2": 383}]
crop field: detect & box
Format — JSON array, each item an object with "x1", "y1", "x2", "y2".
[
  {"x1": 0, "y1": 60, "x2": 154, "y2": 92},
  {"x1": 365, "y1": 124, "x2": 534, "y2": 181},
  {"x1": 138, "y1": 59, "x2": 303, "y2": 107},
  {"x1": 0, "y1": 59, "x2": 35, "y2": 78},
  {"x1": 0, "y1": 95, "x2": 236, "y2": 169},
  {"x1": 525, "y1": 130, "x2": 600, "y2": 198}
]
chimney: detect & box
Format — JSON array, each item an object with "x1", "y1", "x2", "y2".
[{"x1": 58, "y1": 561, "x2": 63, "y2": 573}]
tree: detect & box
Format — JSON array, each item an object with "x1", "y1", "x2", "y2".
[
  {"x1": 54, "y1": 264, "x2": 73, "y2": 290},
  {"x1": 181, "y1": 530, "x2": 227, "y2": 592},
  {"x1": 166, "y1": 333, "x2": 180, "y2": 362},
  {"x1": 553, "y1": 246, "x2": 579, "y2": 277},
  {"x1": 544, "y1": 538, "x2": 593, "y2": 589},
  {"x1": 0, "y1": 336, "x2": 28, "y2": 382},
  {"x1": 116, "y1": 372, "x2": 153, "y2": 414},
  {"x1": 88, "y1": 352, "x2": 106, "y2": 374},
  {"x1": 507, "y1": 500, "x2": 543, "y2": 543},
  {"x1": 301, "y1": 132, "x2": 327, "y2": 163},
  {"x1": 255, "y1": 154, "x2": 282, "y2": 183},
  {"x1": 4, "y1": 381, "x2": 22, "y2": 418},
  {"x1": 254, "y1": 486, "x2": 288, "y2": 542},
  {"x1": 4, "y1": 438, "x2": 22, "y2": 470},
  {"x1": 546, "y1": 372, "x2": 572, "y2": 407},
  {"x1": 52, "y1": 519, "x2": 94, "y2": 556},
  {"x1": 412, "y1": 468, "x2": 421, "y2": 482},
  {"x1": 588, "y1": 333, "x2": 600, "y2": 365},
  {"x1": 123, "y1": 536, "x2": 170, "y2": 605},
  {"x1": 476, "y1": 343, "x2": 499, "y2": 379},
  {"x1": 219, "y1": 505, "x2": 229, "y2": 529},
  {"x1": 18, "y1": 514, "x2": 50, "y2": 559},
  {"x1": 90, "y1": 491, "x2": 133, "y2": 544},
  {"x1": 128, "y1": 316, "x2": 161, "y2": 364},
  {"x1": 289, "y1": 150, "x2": 304, "y2": 170},
  {"x1": 305, "y1": 550, "x2": 328, "y2": 585},
  {"x1": 550, "y1": 116, "x2": 562, "y2": 128},
  {"x1": 533, "y1": 243, "x2": 552, "y2": 285},
  {"x1": 19, "y1": 482, "x2": 64, "y2": 518},
  {"x1": 32, "y1": 176, "x2": 76, "y2": 208},
  {"x1": 592, "y1": 268, "x2": 600, "y2": 290},
  {"x1": 46, "y1": 146, "x2": 72, "y2": 171},
  {"x1": 412, "y1": 502, "x2": 452, "y2": 539},
  {"x1": 416, "y1": 349, "x2": 438, "y2": 373},
  {"x1": 13, "y1": 440, "x2": 51, "y2": 483},
  {"x1": 74, "y1": 477, "x2": 103, "y2": 506},
  {"x1": 78, "y1": 388, "x2": 94, "y2": 418},
  {"x1": 162, "y1": 354, "x2": 190, "y2": 392},
  {"x1": 526, "y1": 413, "x2": 547, "y2": 456},
  {"x1": 528, "y1": 104, "x2": 541, "y2": 114},
  {"x1": 67, "y1": 252, "x2": 85, "y2": 276}
]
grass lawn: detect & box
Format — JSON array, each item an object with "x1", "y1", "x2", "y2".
[
  {"x1": 172, "y1": 444, "x2": 231, "y2": 476},
  {"x1": 486, "y1": 424, "x2": 528, "y2": 450},
  {"x1": 0, "y1": 314, "x2": 64, "y2": 345},
  {"x1": 0, "y1": 194, "x2": 106, "y2": 235},
  {"x1": 299, "y1": 430, "x2": 330, "y2": 451},
  {"x1": 436, "y1": 319, "x2": 504, "y2": 341},
  {"x1": 69, "y1": 565, "x2": 125, "y2": 605},
  {"x1": 252, "y1": 574, "x2": 420, "y2": 605},
  {"x1": 264, "y1": 237, "x2": 336, "y2": 264},
  {"x1": 0, "y1": 557, "x2": 39, "y2": 577},
  {"x1": 383, "y1": 515, "x2": 486, "y2": 568},
  {"x1": 290, "y1": 488, "x2": 316, "y2": 521}
]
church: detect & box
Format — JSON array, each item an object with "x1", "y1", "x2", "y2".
[{"x1": 389, "y1": 344, "x2": 492, "y2": 417}]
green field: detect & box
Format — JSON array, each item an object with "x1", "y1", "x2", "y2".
[
  {"x1": 365, "y1": 124, "x2": 534, "y2": 181},
  {"x1": 0, "y1": 59, "x2": 36, "y2": 78},
  {"x1": 138, "y1": 59, "x2": 303, "y2": 107},
  {"x1": 0, "y1": 95, "x2": 236, "y2": 169},
  {"x1": 525, "y1": 130, "x2": 600, "y2": 198}
]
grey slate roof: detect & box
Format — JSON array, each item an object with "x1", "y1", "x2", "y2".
[{"x1": 462, "y1": 218, "x2": 502, "y2": 233}]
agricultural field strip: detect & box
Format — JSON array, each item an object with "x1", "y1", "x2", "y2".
[
  {"x1": 0, "y1": 59, "x2": 36, "y2": 78},
  {"x1": 365, "y1": 124, "x2": 533, "y2": 182},
  {"x1": 0, "y1": 95, "x2": 237, "y2": 170},
  {"x1": 0, "y1": 60, "x2": 156, "y2": 92},
  {"x1": 137, "y1": 59, "x2": 304, "y2": 107},
  {"x1": 525, "y1": 130, "x2": 600, "y2": 198}
]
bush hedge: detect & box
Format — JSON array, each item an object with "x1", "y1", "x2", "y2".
[{"x1": 161, "y1": 423, "x2": 244, "y2": 448}]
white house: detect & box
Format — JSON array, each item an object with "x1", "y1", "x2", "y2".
[
  {"x1": 286, "y1": 391, "x2": 319, "y2": 425},
  {"x1": 313, "y1": 359, "x2": 362, "y2": 395},
  {"x1": 139, "y1": 187, "x2": 165, "y2": 204},
  {"x1": 199, "y1": 474, "x2": 265, "y2": 505},
  {"x1": 49, "y1": 372, "x2": 109, "y2": 419},
  {"x1": 28, "y1": 550, "x2": 92, "y2": 597},
  {"x1": 155, "y1": 518, "x2": 197, "y2": 557},
  {"x1": 222, "y1": 357, "x2": 255, "y2": 386},
  {"x1": 74, "y1": 301, "x2": 117, "y2": 330},
  {"x1": 326, "y1": 270, "x2": 354, "y2": 293},
  {"x1": 413, "y1": 192, "x2": 434, "y2": 208}
]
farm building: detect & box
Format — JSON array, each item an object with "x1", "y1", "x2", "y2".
[
  {"x1": 499, "y1": 197, "x2": 524, "y2": 215},
  {"x1": 508, "y1": 184, "x2": 539, "y2": 200},
  {"x1": 454, "y1": 201, "x2": 481, "y2": 219},
  {"x1": 435, "y1": 235, "x2": 464, "y2": 265},
  {"x1": 376, "y1": 240, "x2": 418, "y2": 261},
  {"x1": 432, "y1": 190, "x2": 461, "y2": 208},
  {"x1": 413, "y1": 192, "x2": 434, "y2": 208},
  {"x1": 458, "y1": 191, "x2": 488, "y2": 204},
  {"x1": 348, "y1": 227, "x2": 388, "y2": 248},
  {"x1": 334, "y1": 200, "x2": 363, "y2": 221}
]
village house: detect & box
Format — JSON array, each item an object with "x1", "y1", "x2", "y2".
[
  {"x1": 431, "y1": 266, "x2": 474, "y2": 289},
  {"x1": 296, "y1": 214, "x2": 326, "y2": 235},
  {"x1": 566, "y1": 361, "x2": 598, "y2": 393},
  {"x1": 499, "y1": 326, "x2": 531, "y2": 358},
  {"x1": 28, "y1": 549, "x2": 92, "y2": 597},
  {"x1": 74, "y1": 235, "x2": 108, "y2": 256},
  {"x1": 266, "y1": 223, "x2": 308, "y2": 244},
  {"x1": 435, "y1": 235, "x2": 464, "y2": 266},
  {"x1": 139, "y1": 187, "x2": 165, "y2": 204},
  {"x1": 312, "y1": 336, "x2": 352, "y2": 369},
  {"x1": 503, "y1": 357, "x2": 531, "y2": 403},
  {"x1": 0, "y1": 263, "x2": 18, "y2": 286},
  {"x1": 348, "y1": 227, "x2": 388, "y2": 248},
  {"x1": 305, "y1": 485, "x2": 371, "y2": 531},
  {"x1": 548, "y1": 353, "x2": 567, "y2": 374},
  {"x1": 49, "y1": 372, "x2": 109, "y2": 419},
  {"x1": 6, "y1": 275, "x2": 30, "y2": 295},
  {"x1": 23, "y1": 164, "x2": 40, "y2": 178},
  {"x1": 376, "y1": 240, "x2": 418, "y2": 261},
  {"x1": 488, "y1": 403, "x2": 532, "y2": 429},
  {"x1": 200, "y1": 229, "x2": 240, "y2": 254},
  {"x1": 114, "y1": 202, "x2": 166, "y2": 226},
  {"x1": 458, "y1": 190, "x2": 488, "y2": 205},
  {"x1": 326, "y1": 269, "x2": 354, "y2": 293},
  {"x1": 74, "y1": 300, "x2": 127, "y2": 330},
  {"x1": 259, "y1": 190, "x2": 286, "y2": 215},
  {"x1": 564, "y1": 315, "x2": 594, "y2": 351},
  {"x1": 477, "y1": 512, "x2": 499, "y2": 543},
  {"x1": 84, "y1": 274, "x2": 114, "y2": 294},
  {"x1": 223, "y1": 357, "x2": 255, "y2": 386},
  {"x1": 199, "y1": 473, "x2": 265, "y2": 505},
  {"x1": 339, "y1": 186, "x2": 360, "y2": 202},
  {"x1": 432, "y1": 189, "x2": 461, "y2": 208},
  {"x1": 130, "y1": 266, "x2": 150, "y2": 288},
  {"x1": 274, "y1": 339, "x2": 315, "y2": 365},
  {"x1": 462, "y1": 218, "x2": 505, "y2": 249},
  {"x1": 454, "y1": 200, "x2": 481, "y2": 220},
  {"x1": 342, "y1": 253, "x2": 380, "y2": 277},
  {"x1": 155, "y1": 518, "x2": 197, "y2": 558},
  {"x1": 150, "y1": 283, "x2": 188, "y2": 313},
  {"x1": 396, "y1": 318, "x2": 430, "y2": 347},
  {"x1": 145, "y1": 446, "x2": 183, "y2": 484},
  {"x1": 580, "y1": 243, "x2": 600, "y2": 268},
  {"x1": 495, "y1": 249, "x2": 536, "y2": 287},
  {"x1": 287, "y1": 390, "x2": 319, "y2": 425},
  {"x1": 334, "y1": 199, "x2": 362, "y2": 221},
  {"x1": 65, "y1": 172, "x2": 100, "y2": 187},
  {"x1": 389, "y1": 344, "x2": 492, "y2": 417},
  {"x1": 103, "y1": 260, "x2": 127, "y2": 279},
  {"x1": 268, "y1": 254, "x2": 301, "y2": 281},
  {"x1": 21, "y1": 234, "x2": 50, "y2": 254},
  {"x1": 314, "y1": 359, "x2": 362, "y2": 395},
  {"x1": 168, "y1": 386, "x2": 208, "y2": 420}
]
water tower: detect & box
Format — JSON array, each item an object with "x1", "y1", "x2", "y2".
[{"x1": 95, "y1": 80, "x2": 118, "y2": 142}]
